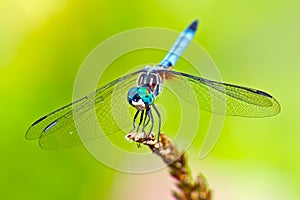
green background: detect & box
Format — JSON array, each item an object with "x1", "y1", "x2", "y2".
[{"x1": 1, "y1": 0, "x2": 299, "y2": 199}]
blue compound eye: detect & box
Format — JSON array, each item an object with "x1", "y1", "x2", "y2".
[
  {"x1": 138, "y1": 86, "x2": 155, "y2": 106},
  {"x1": 127, "y1": 87, "x2": 139, "y2": 104}
]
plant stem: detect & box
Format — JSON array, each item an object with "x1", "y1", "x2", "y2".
[{"x1": 125, "y1": 133, "x2": 212, "y2": 200}]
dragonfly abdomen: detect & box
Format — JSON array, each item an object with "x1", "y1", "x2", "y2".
[{"x1": 159, "y1": 20, "x2": 198, "y2": 69}]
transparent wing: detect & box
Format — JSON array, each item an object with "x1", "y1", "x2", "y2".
[
  {"x1": 25, "y1": 70, "x2": 143, "y2": 149},
  {"x1": 163, "y1": 70, "x2": 280, "y2": 117}
]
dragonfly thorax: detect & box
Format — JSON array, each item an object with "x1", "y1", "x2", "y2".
[
  {"x1": 127, "y1": 86, "x2": 155, "y2": 110},
  {"x1": 137, "y1": 67, "x2": 163, "y2": 97}
]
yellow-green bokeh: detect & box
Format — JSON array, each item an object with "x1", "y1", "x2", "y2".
[{"x1": 1, "y1": 0, "x2": 299, "y2": 199}]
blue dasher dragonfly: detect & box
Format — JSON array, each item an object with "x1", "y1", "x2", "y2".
[{"x1": 26, "y1": 20, "x2": 280, "y2": 149}]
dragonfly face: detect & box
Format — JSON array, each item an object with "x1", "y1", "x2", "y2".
[{"x1": 127, "y1": 86, "x2": 155, "y2": 110}]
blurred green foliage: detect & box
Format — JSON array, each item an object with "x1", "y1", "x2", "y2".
[{"x1": 1, "y1": 0, "x2": 300, "y2": 199}]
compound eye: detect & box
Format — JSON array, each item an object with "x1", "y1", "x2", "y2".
[
  {"x1": 133, "y1": 94, "x2": 140, "y2": 102},
  {"x1": 127, "y1": 87, "x2": 139, "y2": 103}
]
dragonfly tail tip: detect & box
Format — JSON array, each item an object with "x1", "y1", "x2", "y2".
[{"x1": 189, "y1": 19, "x2": 199, "y2": 31}]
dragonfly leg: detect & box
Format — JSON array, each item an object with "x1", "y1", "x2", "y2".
[
  {"x1": 148, "y1": 108, "x2": 154, "y2": 137},
  {"x1": 136, "y1": 110, "x2": 144, "y2": 132},
  {"x1": 136, "y1": 110, "x2": 144, "y2": 148},
  {"x1": 129, "y1": 110, "x2": 140, "y2": 133},
  {"x1": 141, "y1": 109, "x2": 149, "y2": 134},
  {"x1": 145, "y1": 114, "x2": 150, "y2": 127},
  {"x1": 152, "y1": 104, "x2": 161, "y2": 142}
]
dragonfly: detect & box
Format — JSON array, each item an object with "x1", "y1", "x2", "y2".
[{"x1": 26, "y1": 20, "x2": 280, "y2": 149}]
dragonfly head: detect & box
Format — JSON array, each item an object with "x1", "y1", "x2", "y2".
[{"x1": 127, "y1": 86, "x2": 155, "y2": 110}]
